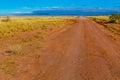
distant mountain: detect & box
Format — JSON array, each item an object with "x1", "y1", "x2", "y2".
[{"x1": 14, "y1": 8, "x2": 120, "y2": 16}]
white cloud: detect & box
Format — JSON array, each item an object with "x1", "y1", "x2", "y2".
[{"x1": 13, "y1": 11, "x2": 31, "y2": 14}]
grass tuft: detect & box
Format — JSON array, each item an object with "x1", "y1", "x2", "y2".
[{"x1": 5, "y1": 44, "x2": 22, "y2": 55}]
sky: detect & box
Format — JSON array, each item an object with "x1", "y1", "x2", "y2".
[{"x1": 0, "y1": 0, "x2": 120, "y2": 15}]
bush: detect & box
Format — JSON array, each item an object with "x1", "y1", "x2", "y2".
[
  {"x1": 2, "y1": 16, "x2": 10, "y2": 22},
  {"x1": 109, "y1": 14, "x2": 120, "y2": 23},
  {"x1": 6, "y1": 44, "x2": 22, "y2": 55}
]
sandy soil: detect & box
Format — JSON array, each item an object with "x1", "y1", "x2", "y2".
[{"x1": 1, "y1": 17, "x2": 120, "y2": 80}]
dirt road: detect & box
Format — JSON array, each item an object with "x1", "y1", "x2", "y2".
[{"x1": 14, "y1": 17, "x2": 120, "y2": 80}]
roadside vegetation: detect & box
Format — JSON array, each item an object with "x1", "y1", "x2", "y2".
[
  {"x1": 109, "y1": 14, "x2": 120, "y2": 23},
  {"x1": 0, "y1": 16, "x2": 77, "y2": 75},
  {"x1": 89, "y1": 14, "x2": 120, "y2": 35},
  {"x1": 0, "y1": 16, "x2": 76, "y2": 37}
]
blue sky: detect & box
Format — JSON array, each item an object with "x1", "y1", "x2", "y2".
[{"x1": 0, "y1": 0, "x2": 120, "y2": 15}]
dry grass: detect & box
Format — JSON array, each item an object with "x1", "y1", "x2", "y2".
[
  {"x1": 6, "y1": 44, "x2": 22, "y2": 55},
  {"x1": 88, "y1": 16, "x2": 109, "y2": 20},
  {"x1": 88, "y1": 16, "x2": 120, "y2": 36},
  {"x1": 0, "y1": 16, "x2": 77, "y2": 75},
  {"x1": 0, "y1": 16, "x2": 77, "y2": 37},
  {"x1": 0, "y1": 57, "x2": 17, "y2": 75},
  {"x1": 87, "y1": 16, "x2": 110, "y2": 23}
]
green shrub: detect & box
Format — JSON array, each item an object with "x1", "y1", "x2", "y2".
[{"x1": 109, "y1": 14, "x2": 120, "y2": 23}]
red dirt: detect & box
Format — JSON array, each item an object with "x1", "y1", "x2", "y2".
[{"x1": 1, "y1": 17, "x2": 120, "y2": 80}]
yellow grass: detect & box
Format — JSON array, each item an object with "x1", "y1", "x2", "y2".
[
  {"x1": 87, "y1": 16, "x2": 109, "y2": 20},
  {"x1": 0, "y1": 16, "x2": 77, "y2": 37},
  {"x1": 0, "y1": 16, "x2": 77, "y2": 75}
]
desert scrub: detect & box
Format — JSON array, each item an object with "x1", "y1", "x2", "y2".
[
  {"x1": 0, "y1": 16, "x2": 77, "y2": 37},
  {"x1": 0, "y1": 58, "x2": 17, "y2": 75},
  {"x1": 109, "y1": 26, "x2": 120, "y2": 35},
  {"x1": 88, "y1": 16, "x2": 110, "y2": 23},
  {"x1": 1, "y1": 16, "x2": 11, "y2": 22},
  {"x1": 109, "y1": 14, "x2": 120, "y2": 23},
  {"x1": 6, "y1": 44, "x2": 22, "y2": 55}
]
